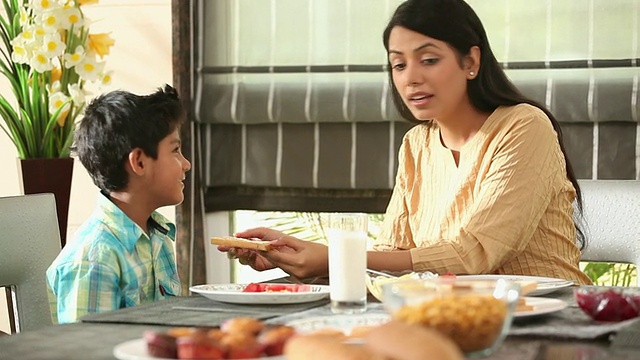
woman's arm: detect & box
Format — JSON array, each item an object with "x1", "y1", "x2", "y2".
[
  {"x1": 367, "y1": 249, "x2": 413, "y2": 272},
  {"x1": 226, "y1": 228, "x2": 414, "y2": 278}
]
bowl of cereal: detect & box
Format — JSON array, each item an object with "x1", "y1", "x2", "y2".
[
  {"x1": 365, "y1": 270, "x2": 438, "y2": 301},
  {"x1": 380, "y1": 277, "x2": 520, "y2": 358}
]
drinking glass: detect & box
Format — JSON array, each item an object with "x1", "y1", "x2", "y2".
[{"x1": 326, "y1": 213, "x2": 368, "y2": 314}]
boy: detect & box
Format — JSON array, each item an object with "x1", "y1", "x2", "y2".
[{"x1": 46, "y1": 85, "x2": 191, "y2": 324}]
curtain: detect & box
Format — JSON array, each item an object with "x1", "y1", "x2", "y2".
[{"x1": 172, "y1": 1, "x2": 206, "y2": 294}]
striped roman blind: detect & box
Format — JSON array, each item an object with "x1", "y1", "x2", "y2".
[{"x1": 194, "y1": 0, "x2": 640, "y2": 212}]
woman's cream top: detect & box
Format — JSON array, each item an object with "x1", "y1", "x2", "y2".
[{"x1": 374, "y1": 104, "x2": 592, "y2": 285}]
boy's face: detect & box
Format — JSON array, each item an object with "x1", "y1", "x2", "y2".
[{"x1": 145, "y1": 128, "x2": 191, "y2": 207}]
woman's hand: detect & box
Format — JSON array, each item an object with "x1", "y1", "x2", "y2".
[{"x1": 218, "y1": 227, "x2": 329, "y2": 279}]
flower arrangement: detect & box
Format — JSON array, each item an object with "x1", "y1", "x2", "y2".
[{"x1": 0, "y1": 0, "x2": 113, "y2": 158}]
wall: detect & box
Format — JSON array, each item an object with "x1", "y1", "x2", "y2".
[{"x1": 0, "y1": 0, "x2": 173, "y2": 334}]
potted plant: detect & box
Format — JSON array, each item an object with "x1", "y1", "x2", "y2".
[{"x1": 0, "y1": 0, "x2": 113, "y2": 245}]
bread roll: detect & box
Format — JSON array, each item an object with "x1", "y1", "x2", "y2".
[
  {"x1": 365, "y1": 321, "x2": 463, "y2": 360},
  {"x1": 284, "y1": 334, "x2": 387, "y2": 360}
]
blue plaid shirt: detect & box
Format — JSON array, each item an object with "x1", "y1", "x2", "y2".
[{"x1": 46, "y1": 192, "x2": 181, "y2": 324}]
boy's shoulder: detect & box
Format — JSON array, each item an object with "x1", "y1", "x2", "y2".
[
  {"x1": 75, "y1": 212, "x2": 121, "y2": 245},
  {"x1": 46, "y1": 216, "x2": 124, "y2": 280}
]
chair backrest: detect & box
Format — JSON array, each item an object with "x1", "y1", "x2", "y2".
[
  {"x1": 0, "y1": 193, "x2": 61, "y2": 332},
  {"x1": 578, "y1": 180, "x2": 640, "y2": 285}
]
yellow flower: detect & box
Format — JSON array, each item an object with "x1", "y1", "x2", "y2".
[
  {"x1": 51, "y1": 67, "x2": 62, "y2": 83},
  {"x1": 49, "y1": 91, "x2": 71, "y2": 127},
  {"x1": 100, "y1": 70, "x2": 113, "y2": 86},
  {"x1": 77, "y1": 0, "x2": 99, "y2": 5},
  {"x1": 19, "y1": 9, "x2": 29, "y2": 26},
  {"x1": 55, "y1": 111, "x2": 69, "y2": 127},
  {"x1": 33, "y1": 0, "x2": 54, "y2": 11},
  {"x1": 88, "y1": 33, "x2": 114, "y2": 58},
  {"x1": 42, "y1": 13, "x2": 59, "y2": 28}
]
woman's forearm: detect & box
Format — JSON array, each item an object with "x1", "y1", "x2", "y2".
[{"x1": 367, "y1": 250, "x2": 414, "y2": 272}]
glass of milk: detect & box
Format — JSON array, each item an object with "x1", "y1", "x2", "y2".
[{"x1": 326, "y1": 213, "x2": 368, "y2": 314}]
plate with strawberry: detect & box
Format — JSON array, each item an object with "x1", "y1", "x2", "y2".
[{"x1": 190, "y1": 283, "x2": 330, "y2": 305}]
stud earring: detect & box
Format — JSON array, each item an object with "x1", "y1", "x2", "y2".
[{"x1": 469, "y1": 71, "x2": 475, "y2": 76}]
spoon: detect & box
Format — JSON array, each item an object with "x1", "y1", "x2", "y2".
[{"x1": 366, "y1": 269, "x2": 397, "y2": 278}]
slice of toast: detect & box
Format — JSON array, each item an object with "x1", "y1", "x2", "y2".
[
  {"x1": 516, "y1": 281, "x2": 538, "y2": 296},
  {"x1": 210, "y1": 236, "x2": 272, "y2": 251},
  {"x1": 516, "y1": 297, "x2": 535, "y2": 312}
]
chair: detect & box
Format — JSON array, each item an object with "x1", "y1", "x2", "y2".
[
  {"x1": 578, "y1": 180, "x2": 640, "y2": 286},
  {"x1": 0, "y1": 193, "x2": 61, "y2": 332}
]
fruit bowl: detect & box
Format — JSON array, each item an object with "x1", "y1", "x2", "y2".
[
  {"x1": 574, "y1": 287, "x2": 640, "y2": 322},
  {"x1": 380, "y1": 278, "x2": 520, "y2": 358}
]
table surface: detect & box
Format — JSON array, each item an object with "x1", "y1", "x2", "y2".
[{"x1": 1, "y1": 285, "x2": 640, "y2": 360}]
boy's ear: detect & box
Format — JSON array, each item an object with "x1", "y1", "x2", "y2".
[{"x1": 128, "y1": 148, "x2": 147, "y2": 176}]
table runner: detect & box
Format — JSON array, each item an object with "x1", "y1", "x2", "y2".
[
  {"x1": 510, "y1": 307, "x2": 639, "y2": 340},
  {"x1": 80, "y1": 295, "x2": 329, "y2": 327},
  {"x1": 611, "y1": 318, "x2": 640, "y2": 349},
  {"x1": 266, "y1": 288, "x2": 640, "y2": 342},
  {"x1": 509, "y1": 287, "x2": 640, "y2": 341}
]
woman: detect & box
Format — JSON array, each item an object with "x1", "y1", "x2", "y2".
[{"x1": 219, "y1": 0, "x2": 592, "y2": 285}]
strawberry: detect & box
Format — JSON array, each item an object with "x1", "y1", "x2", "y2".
[{"x1": 242, "y1": 282, "x2": 263, "y2": 293}]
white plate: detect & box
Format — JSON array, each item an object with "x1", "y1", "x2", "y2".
[
  {"x1": 455, "y1": 275, "x2": 574, "y2": 296},
  {"x1": 113, "y1": 338, "x2": 285, "y2": 360},
  {"x1": 515, "y1": 297, "x2": 568, "y2": 318},
  {"x1": 287, "y1": 313, "x2": 391, "y2": 336},
  {"x1": 190, "y1": 283, "x2": 330, "y2": 305}
]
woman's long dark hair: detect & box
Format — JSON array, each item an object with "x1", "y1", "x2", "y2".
[{"x1": 383, "y1": 0, "x2": 586, "y2": 249}]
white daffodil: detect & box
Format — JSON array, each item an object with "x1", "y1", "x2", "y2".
[
  {"x1": 67, "y1": 83, "x2": 86, "y2": 105},
  {"x1": 99, "y1": 70, "x2": 113, "y2": 87},
  {"x1": 19, "y1": 8, "x2": 30, "y2": 26},
  {"x1": 42, "y1": 33, "x2": 66, "y2": 58},
  {"x1": 63, "y1": 45, "x2": 84, "y2": 68},
  {"x1": 30, "y1": 0, "x2": 63, "y2": 13},
  {"x1": 48, "y1": 90, "x2": 72, "y2": 127},
  {"x1": 29, "y1": 49, "x2": 54, "y2": 72},
  {"x1": 17, "y1": 26, "x2": 36, "y2": 44},
  {"x1": 48, "y1": 91, "x2": 71, "y2": 115},
  {"x1": 46, "y1": 80, "x2": 62, "y2": 94},
  {"x1": 60, "y1": 6, "x2": 82, "y2": 28},
  {"x1": 33, "y1": 24, "x2": 49, "y2": 38},
  {"x1": 38, "y1": 9, "x2": 66, "y2": 31},
  {"x1": 74, "y1": 56, "x2": 103, "y2": 81},
  {"x1": 10, "y1": 38, "x2": 31, "y2": 64}
]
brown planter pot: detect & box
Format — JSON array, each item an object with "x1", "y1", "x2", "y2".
[{"x1": 17, "y1": 158, "x2": 74, "y2": 247}]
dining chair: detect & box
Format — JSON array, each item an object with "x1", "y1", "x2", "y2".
[
  {"x1": 578, "y1": 180, "x2": 640, "y2": 286},
  {"x1": 0, "y1": 193, "x2": 61, "y2": 333}
]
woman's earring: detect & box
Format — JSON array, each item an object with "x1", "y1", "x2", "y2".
[{"x1": 469, "y1": 71, "x2": 475, "y2": 76}]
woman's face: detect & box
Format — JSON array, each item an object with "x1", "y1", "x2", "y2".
[{"x1": 387, "y1": 26, "x2": 472, "y2": 121}]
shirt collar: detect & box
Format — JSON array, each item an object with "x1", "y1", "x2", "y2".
[{"x1": 97, "y1": 191, "x2": 176, "y2": 253}]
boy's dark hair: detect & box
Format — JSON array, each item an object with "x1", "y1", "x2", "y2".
[{"x1": 73, "y1": 84, "x2": 184, "y2": 192}]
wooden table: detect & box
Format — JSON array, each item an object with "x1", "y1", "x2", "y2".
[{"x1": 1, "y1": 286, "x2": 639, "y2": 360}]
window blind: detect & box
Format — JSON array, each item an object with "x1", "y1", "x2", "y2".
[{"x1": 193, "y1": 0, "x2": 640, "y2": 212}]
